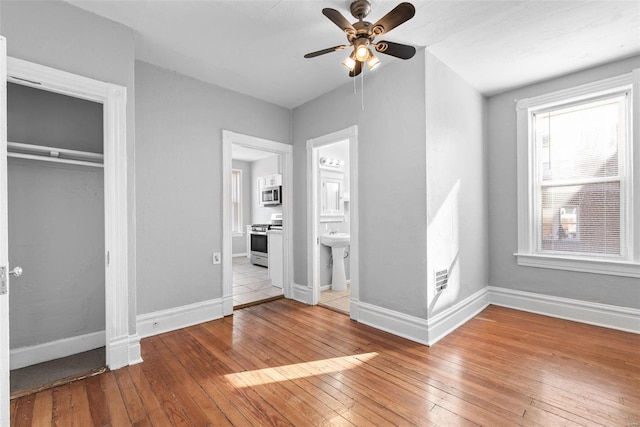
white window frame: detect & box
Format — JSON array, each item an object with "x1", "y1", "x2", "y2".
[
  {"x1": 515, "y1": 70, "x2": 640, "y2": 278},
  {"x1": 231, "y1": 169, "x2": 243, "y2": 236}
]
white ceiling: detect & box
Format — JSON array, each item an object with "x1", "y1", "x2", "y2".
[
  {"x1": 232, "y1": 144, "x2": 278, "y2": 162},
  {"x1": 67, "y1": 0, "x2": 640, "y2": 109}
]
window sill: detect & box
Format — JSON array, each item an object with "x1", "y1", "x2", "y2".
[
  {"x1": 514, "y1": 253, "x2": 640, "y2": 278},
  {"x1": 232, "y1": 232, "x2": 244, "y2": 237}
]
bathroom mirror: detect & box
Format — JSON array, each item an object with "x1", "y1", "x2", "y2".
[{"x1": 320, "y1": 170, "x2": 344, "y2": 221}]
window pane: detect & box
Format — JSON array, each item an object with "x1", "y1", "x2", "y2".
[
  {"x1": 536, "y1": 97, "x2": 623, "y2": 181},
  {"x1": 540, "y1": 182, "x2": 621, "y2": 255}
]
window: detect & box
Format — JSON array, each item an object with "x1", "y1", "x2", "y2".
[
  {"x1": 231, "y1": 169, "x2": 243, "y2": 235},
  {"x1": 515, "y1": 72, "x2": 639, "y2": 278}
]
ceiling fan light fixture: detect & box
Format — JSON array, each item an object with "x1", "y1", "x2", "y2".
[
  {"x1": 354, "y1": 38, "x2": 370, "y2": 62},
  {"x1": 367, "y1": 50, "x2": 380, "y2": 70},
  {"x1": 342, "y1": 51, "x2": 357, "y2": 71}
]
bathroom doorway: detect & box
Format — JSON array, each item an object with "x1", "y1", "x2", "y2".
[{"x1": 307, "y1": 126, "x2": 359, "y2": 318}]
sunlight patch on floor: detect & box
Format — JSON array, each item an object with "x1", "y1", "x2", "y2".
[{"x1": 223, "y1": 352, "x2": 378, "y2": 387}]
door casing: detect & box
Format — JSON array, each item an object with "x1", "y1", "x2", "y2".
[{"x1": 1, "y1": 57, "x2": 138, "y2": 393}]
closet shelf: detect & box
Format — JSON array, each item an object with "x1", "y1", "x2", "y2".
[{"x1": 7, "y1": 141, "x2": 104, "y2": 168}]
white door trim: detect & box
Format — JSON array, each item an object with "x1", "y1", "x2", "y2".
[
  {"x1": 222, "y1": 130, "x2": 293, "y2": 315},
  {"x1": 0, "y1": 36, "x2": 10, "y2": 426},
  {"x1": 4, "y1": 57, "x2": 136, "y2": 372},
  {"x1": 306, "y1": 125, "x2": 359, "y2": 320}
]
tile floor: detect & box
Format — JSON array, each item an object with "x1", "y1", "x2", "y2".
[
  {"x1": 319, "y1": 285, "x2": 350, "y2": 314},
  {"x1": 233, "y1": 256, "x2": 283, "y2": 307}
]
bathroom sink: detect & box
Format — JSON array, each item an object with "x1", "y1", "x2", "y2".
[
  {"x1": 320, "y1": 233, "x2": 350, "y2": 248},
  {"x1": 320, "y1": 233, "x2": 350, "y2": 292}
]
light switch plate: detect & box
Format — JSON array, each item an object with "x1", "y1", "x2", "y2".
[{"x1": 213, "y1": 252, "x2": 221, "y2": 264}]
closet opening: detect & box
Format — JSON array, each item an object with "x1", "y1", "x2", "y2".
[{"x1": 7, "y1": 82, "x2": 106, "y2": 398}]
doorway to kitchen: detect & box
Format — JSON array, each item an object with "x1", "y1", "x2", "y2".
[
  {"x1": 230, "y1": 147, "x2": 283, "y2": 308},
  {"x1": 307, "y1": 126, "x2": 359, "y2": 318},
  {"x1": 221, "y1": 131, "x2": 293, "y2": 315}
]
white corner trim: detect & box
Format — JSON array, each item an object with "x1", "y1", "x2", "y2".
[
  {"x1": 357, "y1": 302, "x2": 430, "y2": 345},
  {"x1": 427, "y1": 288, "x2": 490, "y2": 346},
  {"x1": 137, "y1": 298, "x2": 224, "y2": 339},
  {"x1": 488, "y1": 286, "x2": 640, "y2": 334},
  {"x1": 356, "y1": 288, "x2": 490, "y2": 347},
  {"x1": 10, "y1": 331, "x2": 105, "y2": 370},
  {"x1": 291, "y1": 283, "x2": 313, "y2": 305}
]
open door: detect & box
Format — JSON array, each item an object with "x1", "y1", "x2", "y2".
[{"x1": 1, "y1": 35, "x2": 11, "y2": 425}]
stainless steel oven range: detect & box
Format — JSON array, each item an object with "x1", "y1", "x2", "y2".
[
  {"x1": 250, "y1": 224, "x2": 270, "y2": 267},
  {"x1": 250, "y1": 214, "x2": 283, "y2": 268}
]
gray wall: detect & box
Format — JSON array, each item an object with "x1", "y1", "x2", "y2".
[
  {"x1": 293, "y1": 50, "x2": 429, "y2": 317},
  {"x1": 0, "y1": 0, "x2": 138, "y2": 333},
  {"x1": 488, "y1": 55, "x2": 640, "y2": 309},
  {"x1": 8, "y1": 160, "x2": 104, "y2": 347},
  {"x1": 8, "y1": 83, "x2": 103, "y2": 153},
  {"x1": 135, "y1": 61, "x2": 290, "y2": 315},
  {"x1": 7, "y1": 83, "x2": 105, "y2": 348},
  {"x1": 251, "y1": 155, "x2": 282, "y2": 225},
  {"x1": 425, "y1": 53, "x2": 488, "y2": 315},
  {"x1": 232, "y1": 159, "x2": 252, "y2": 255}
]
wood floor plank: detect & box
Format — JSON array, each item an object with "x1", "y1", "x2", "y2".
[
  {"x1": 10, "y1": 397, "x2": 17, "y2": 426},
  {"x1": 84, "y1": 374, "x2": 110, "y2": 427},
  {"x1": 150, "y1": 334, "x2": 234, "y2": 426},
  {"x1": 69, "y1": 380, "x2": 93, "y2": 426},
  {"x1": 198, "y1": 318, "x2": 355, "y2": 426},
  {"x1": 12, "y1": 393, "x2": 35, "y2": 426},
  {"x1": 51, "y1": 384, "x2": 72, "y2": 427},
  {"x1": 160, "y1": 331, "x2": 267, "y2": 426},
  {"x1": 113, "y1": 367, "x2": 153, "y2": 426},
  {"x1": 31, "y1": 389, "x2": 53, "y2": 426},
  {"x1": 100, "y1": 371, "x2": 131, "y2": 426},
  {"x1": 9, "y1": 301, "x2": 640, "y2": 426}
]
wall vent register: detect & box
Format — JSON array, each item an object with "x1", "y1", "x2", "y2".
[{"x1": 435, "y1": 269, "x2": 448, "y2": 293}]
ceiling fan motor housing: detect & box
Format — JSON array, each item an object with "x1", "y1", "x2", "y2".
[{"x1": 350, "y1": 0, "x2": 371, "y2": 19}]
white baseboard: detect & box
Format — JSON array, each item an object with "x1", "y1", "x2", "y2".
[
  {"x1": 488, "y1": 286, "x2": 640, "y2": 334},
  {"x1": 357, "y1": 301, "x2": 430, "y2": 345},
  {"x1": 233, "y1": 253, "x2": 248, "y2": 258},
  {"x1": 10, "y1": 330, "x2": 105, "y2": 370},
  {"x1": 291, "y1": 283, "x2": 313, "y2": 305},
  {"x1": 137, "y1": 298, "x2": 224, "y2": 339},
  {"x1": 428, "y1": 288, "x2": 490, "y2": 345},
  {"x1": 356, "y1": 288, "x2": 489, "y2": 346},
  {"x1": 128, "y1": 334, "x2": 143, "y2": 365}
]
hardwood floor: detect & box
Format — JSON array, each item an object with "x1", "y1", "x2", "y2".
[{"x1": 10, "y1": 300, "x2": 640, "y2": 426}]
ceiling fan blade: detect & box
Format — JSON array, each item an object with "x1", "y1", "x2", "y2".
[
  {"x1": 375, "y1": 41, "x2": 416, "y2": 60},
  {"x1": 372, "y1": 2, "x2": 415, "y2": 37},
  {"x1": 322, "y1": 8, "x2": 356, "y2": 35},
  {"x1": 304, "y1": 45, "x2": 348, "y2": 59},
  {"x1": 349, "y1": 60, "x2": 362, "y2": 78}
]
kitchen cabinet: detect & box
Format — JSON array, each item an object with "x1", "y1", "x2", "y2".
[{"x1": 268, "y1": 230, "x2": 283, "y2": 288}]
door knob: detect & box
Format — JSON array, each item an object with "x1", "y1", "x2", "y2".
[{"x1": 9, "y1": 266, "x2": 22, "y2": 277}]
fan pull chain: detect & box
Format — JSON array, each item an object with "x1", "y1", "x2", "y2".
[{"x1": 361, "y1": 67, "x2": 365, "y2": 112}]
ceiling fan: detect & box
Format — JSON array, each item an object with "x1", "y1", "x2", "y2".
[{"x1": 304, "y1": 0, "x2": 416, "y2": 77}]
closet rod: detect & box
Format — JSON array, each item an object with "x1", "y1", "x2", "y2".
[
  {"x1": 8, "y1": 152, "x2": 104, "y2": 168},
  {"x1": 7, "y1": 141, "x2": 104, "y2": 168}
]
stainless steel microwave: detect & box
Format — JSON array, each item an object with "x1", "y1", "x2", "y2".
[{"x1": 261, "y1": 186, "x2": 281, "y2": 206}]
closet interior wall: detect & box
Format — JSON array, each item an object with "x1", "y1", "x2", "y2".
[{"x1": 7, "y1": 82, "x2": 105, "y2": 367}]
